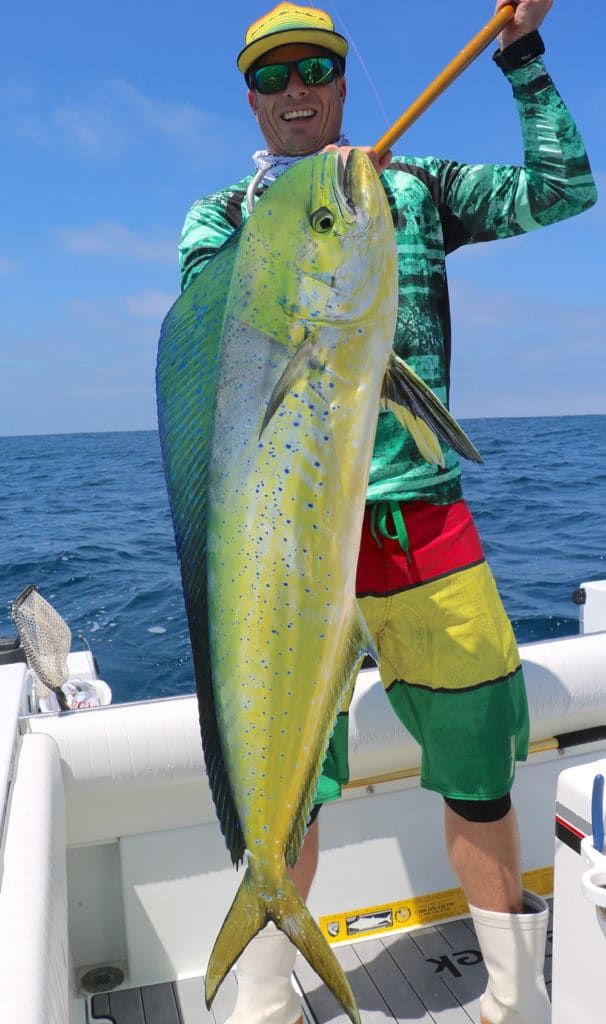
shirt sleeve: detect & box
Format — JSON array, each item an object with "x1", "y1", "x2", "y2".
[
  {"x1": 436, "y1": 55, "x2": 598, "y2": 252},
  {"x1": 178, "y1": 188, "x2": 246, "y2": 293}
]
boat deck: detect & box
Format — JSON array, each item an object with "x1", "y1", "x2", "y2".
[{"x1": 87, "y1": 903, "x2": 552, "y2": 1023}]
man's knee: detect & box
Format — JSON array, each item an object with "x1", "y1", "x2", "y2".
[{"x1": 444, "y1": 793, "x2": 511, "y2": 823}]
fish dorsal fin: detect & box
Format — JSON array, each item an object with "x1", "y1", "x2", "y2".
[
  {"x1": 157, "y1": 239, "x2": 246, "y2": 867},
  {"x1": 382, "y1": 353, "x2": 482, "y2": 465}
]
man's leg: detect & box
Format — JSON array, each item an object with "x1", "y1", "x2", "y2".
[
  {"x1": 357, "y1": 501, "x2": 549, "y2": 1022},
  {"x1": 445, "y1": 803, "x2": 550, "y2": 1024},
  {"x1": 224, "y1": 817, "x2": 319, "y2": 1024},
  {"x1": 444, "y1": 802, "x2": 523, "y2": 913}
]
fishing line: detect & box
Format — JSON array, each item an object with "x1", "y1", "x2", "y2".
[{"x1": 324, "y1": 0, "x2": 391, "y2": 128}]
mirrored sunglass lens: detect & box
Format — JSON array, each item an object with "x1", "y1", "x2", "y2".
[
  {"x1": 298, "y1": 57, "x2": 336, "y2": 86},
  {"x1": 254, "y1": 64, "x2": 289, "y2": 93},
  {"x1": 252, "y1": 57, "x2": 338, "y2": 93}
]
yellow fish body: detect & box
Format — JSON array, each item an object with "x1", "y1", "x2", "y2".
[{"x1": 156, "y1": 149, "x2": 480, "y2": 1024}]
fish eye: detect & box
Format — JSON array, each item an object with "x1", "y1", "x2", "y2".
[{"x1": 310, "y1": 207, "x2": 334, "y2": 233}]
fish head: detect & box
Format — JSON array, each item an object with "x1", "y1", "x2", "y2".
[{"x1": 229, "y1": 148, "x2": 398, "y2": 355}]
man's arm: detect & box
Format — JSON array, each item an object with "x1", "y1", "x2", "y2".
[
  {"x1": 436, "y1": 33, "x2": 597, "y2": 250},
  {"x1": 179, "y1": 184, "x2": 252, "y2": 293}
]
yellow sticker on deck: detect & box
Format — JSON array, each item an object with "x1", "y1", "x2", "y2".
[{"x1": 319, "y1": 866, "x2": 554, "y2": 943}]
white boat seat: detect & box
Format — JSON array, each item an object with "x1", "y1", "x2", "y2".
[
  {"x1": 0, "y1": 733, "x2": 68, "y2": 1024},
  {"x1": 19, "y1": 631, "x2": 606, "y2": 845}
]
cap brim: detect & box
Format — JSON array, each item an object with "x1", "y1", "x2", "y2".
[{"x1": 237, "y1": 27, "x2": 348, "y2": 74}]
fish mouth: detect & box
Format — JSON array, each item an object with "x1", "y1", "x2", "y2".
[{"x1": 337, "y1": 149, "x2": 377, "y2": 230}]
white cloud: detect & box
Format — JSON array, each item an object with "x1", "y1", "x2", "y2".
[
  {"x1": 9, "y1": 94, "x2": 124, "y2": 154},
  {"x1": 452, "y1": 276, "x2": 604, "y2": 348},
  {"x1": 0, "y1": 256, "x2": 19, "y2": 274},
  {"x1": 107, "y1": 80, "x2": 221, "y2": 146},
  {"x1": 122, "y1": 289, "x2": 177, "y2": 319},
  {"x1": 63, "y1": 292, "x2": 175, "y2": 342},
  {"x1": 5, "y1": 77, "x2": 254, "y2": 163},
  {"x1": 51, "y1": 106, "x2": 124, "y2": 156},
  {"x1": 448, "y1": 275, "x2": 606, "y2": 417},
  {"x1": 58, "y1": 222, "x2": 175, "y2": 264}
]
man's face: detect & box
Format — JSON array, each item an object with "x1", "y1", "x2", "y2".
[{"x1": 247, "y1": 43, "x2": 346, "y2": 156}]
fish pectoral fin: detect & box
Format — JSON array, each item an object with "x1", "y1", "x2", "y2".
[
  {"x1": 383, "y1": 398, "x2": 445, "y2": 467},
  {"x1": 382, "y1": 353, "x2": 483, "y2": 465},
  {"x1": 259, "y1": 338, "x2": 317, "y2": 437}
]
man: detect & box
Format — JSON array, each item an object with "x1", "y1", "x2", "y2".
[{"x1": 179, "y1": 3, "x2": 596, "y2": 1023}]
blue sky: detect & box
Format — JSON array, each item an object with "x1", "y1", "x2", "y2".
[{"x1": 1, "y1": 0, "x2": 603, "y2": 436}]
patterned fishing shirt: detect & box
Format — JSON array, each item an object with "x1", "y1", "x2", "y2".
[{"x1": 178, "y1": 41, "x2": 597, "y2": 508}]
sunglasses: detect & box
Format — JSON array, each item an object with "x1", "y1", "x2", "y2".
[{"x1": 247, "y1": 55, "x2": 344, "y2": 95}]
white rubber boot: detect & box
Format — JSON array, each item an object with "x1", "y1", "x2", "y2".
[
  {"x1": 225, "y1": 922, "x2": 302, "y2": 1024},
  {"x1": 469, "y1": 889, "x2": 551, "y2": 1024}
]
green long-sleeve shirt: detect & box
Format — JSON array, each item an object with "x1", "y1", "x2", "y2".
[{"x1": 179, "y1": 54, "x2": 597, "y2": 507}]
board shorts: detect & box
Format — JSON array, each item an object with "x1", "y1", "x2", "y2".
[{"x1": 314, "y1": 499, "x2": 530, "y2": 806}]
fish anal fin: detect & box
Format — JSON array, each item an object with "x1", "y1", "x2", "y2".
[{"x1": 285, "y1": 609, "x2": 376, "y2": 867}]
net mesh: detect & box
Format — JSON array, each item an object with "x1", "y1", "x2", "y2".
[{"x1": 11, "y1": 585, "x2": 71, "y2": 709}]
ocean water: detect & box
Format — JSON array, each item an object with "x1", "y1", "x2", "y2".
[{"x1": 1, "y1": 416, "x2": 605, "y2": 705}]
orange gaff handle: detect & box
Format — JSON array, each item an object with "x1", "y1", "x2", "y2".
[{"x1": 374, "y1": 4, "x2": 517, "y2": 158}]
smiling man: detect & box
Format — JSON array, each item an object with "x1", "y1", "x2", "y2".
[
  {"x1": 246, "y1": 43, "x2": 346, "y2": 155},
  {"x1": 178, "y1": 4, "x2": 596, "y2": 1024}
]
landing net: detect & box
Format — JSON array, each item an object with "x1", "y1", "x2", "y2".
[{"x1": 11, "y1": 584, "x2": 71, "y2": 710}]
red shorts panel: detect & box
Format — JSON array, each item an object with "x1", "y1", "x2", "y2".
[{"x1": 356, "y1": 500, "x2": 485, "y2": 595}]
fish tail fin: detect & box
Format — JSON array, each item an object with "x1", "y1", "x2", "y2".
[
  {"x1": 276, "y1": 875, "x2": 360, "y2": 1024},
  {"x1": 205, "y1": 867, "x2": 267, "y2": 1007},
  {"x1": 205, "y1": 867, "x2": 360, "y2": 1024}
]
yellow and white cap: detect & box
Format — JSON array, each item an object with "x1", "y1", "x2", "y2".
[{"x1": 237, "y1": 2, "x2": 348, "y2": 75}]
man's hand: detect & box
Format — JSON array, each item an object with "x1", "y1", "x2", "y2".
[
  {"x1": 495, "y1": 0, "x2": 553, "y2": 50},
  {"x1": 323, "y1": 144, "x2": 393, "y2": 174}
]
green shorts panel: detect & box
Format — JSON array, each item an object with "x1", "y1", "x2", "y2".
[{"x1": 385, "y1": 665, "x2": 529, "y2": 799}]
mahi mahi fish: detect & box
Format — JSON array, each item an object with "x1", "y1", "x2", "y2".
[{"x1": 156, "y1": 148, "x2": 481, "y2": 1024}]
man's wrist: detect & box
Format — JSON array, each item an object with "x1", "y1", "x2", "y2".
[{"x1": 492, "y1": 30, "x2": 545, "y2": 71}]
